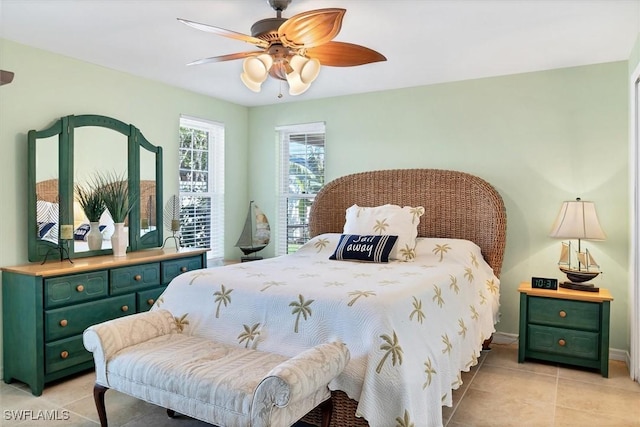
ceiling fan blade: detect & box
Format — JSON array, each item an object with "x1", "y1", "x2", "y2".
[
  {"x1": 278, "y1": 8, "x2": 345, "y2": 49},
  {"x1": 306, "y1": 42, "x2": 387, "y2": 67},
  {"x1": 187, "y1": 51, "x2": 262, "y2": 66},
  {"x1": 0, "y1": 70, "x2": 15, "y2": 85},
  {"x1": 177, "y1": 18, "x2": 269, "y2": 49}
]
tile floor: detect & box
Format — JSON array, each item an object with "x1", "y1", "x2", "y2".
[{"x1": 1, "y1": 343, "x2": 639, "y2": 427}]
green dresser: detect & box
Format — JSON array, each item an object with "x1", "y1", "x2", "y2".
[
  {"x1": 518, "y1": 282, "x2": 613, "y2": 377},
  {"x1": 2, "y1": 248, "x2": 208, "y2": 395}
]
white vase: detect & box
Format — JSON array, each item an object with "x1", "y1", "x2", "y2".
[
  {"x1": 87, "y1": 221, "x2": 103, "y2": 251},
  {"x1": 111, "y1": 222, "x2": 128, "y2": 257}
]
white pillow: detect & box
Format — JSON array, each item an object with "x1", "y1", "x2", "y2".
[{"x1": 343, "y1": 204, "x2": 425, "y2": 261}]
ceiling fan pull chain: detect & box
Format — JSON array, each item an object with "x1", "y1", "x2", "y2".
[{"x1": 278, "y1": 80, "x2": 284, "y2": 98}]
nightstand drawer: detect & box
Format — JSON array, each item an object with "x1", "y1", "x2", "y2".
[
  {"x1": 45, "y1": 335, "x2": 93, "y2": 374},
  {"x1": 162, "y1": 256, "x2": 203, "y2": 284},
  {"x1": 528, "y1": 296, "x2": 599, "y2": 331},
  {"x1": 44, "y1": 271, "x2": 108, "y2": 308},
  {"x1": 528, "y1": 324, "x2": 599, "y2": 360},
  {"x1": 45, "y1": 294, "x2": 135, "y2": 341},
  {"x1": 110, "y1": 263, "x2": 160, "y2": 295}
]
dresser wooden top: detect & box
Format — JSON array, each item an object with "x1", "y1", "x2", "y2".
[
  {"x1": 1, "y1": 248, "x2": 209, "y2": 277},
  {"x1": 518, "y1": 282, "x2": 613, "y2": 302}
]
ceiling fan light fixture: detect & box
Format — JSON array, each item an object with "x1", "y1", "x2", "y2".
[
  {"x1": 299, "y1": 57, "x2": 321, "y2": 84},
  {"x1": 286, "y1": 71, "x2": 311, "y2": 96},
  {"x1": 240, "y1": 72, "x2": 263, "y2": 92},
  {"x1": 243, "y1": 55, "x2": 272, "y2": 83}
]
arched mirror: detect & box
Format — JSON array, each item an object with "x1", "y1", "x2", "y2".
[{"x1": 27, "y1": 114, "x2": 163, "y2": 262}]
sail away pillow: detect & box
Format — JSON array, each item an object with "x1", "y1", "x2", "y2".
[
  {"x1": 343, "y1": 204, "x2": 425, "y2": 261},
  {"x1": 330, "y1": 234, "x2": 398, "y2": 263}
]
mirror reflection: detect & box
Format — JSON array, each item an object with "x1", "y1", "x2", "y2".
[
  {"x1": 140, "y1": 147, "x2": 157, "y2": 238},
  {"x1": 73, "y1": 126, "x2": 128, "y2": 253},
  {"x1": 35, "y1": 135, "x2": 59, "y2": 245}
]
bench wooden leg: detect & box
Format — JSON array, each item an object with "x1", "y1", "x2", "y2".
[
  {"x1": 93, "y1": 384, "x2": 109, "y2": 427},
  {"x1": 320, "y1": 398, "x2": 333, "y2": 427}
]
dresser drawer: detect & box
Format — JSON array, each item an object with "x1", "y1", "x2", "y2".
[
  {"x1": 45, "y1": 294, "x2": 135, "y2": 341},
  {"x1": 528, "y1": 324, "x2": 599, "y2": 360},
  {"x1": 528, "y1": 296, "x2": 600, "y2": 331},
  {"x1": 45, "y1": 335, "x2": 93, "y2": 374},
  {"x1": 162, "y1": 256, "x2": 203, "y2": 284},
  {"x1": 110, "y1": 263, "x2": 160, "y2": 295},
  {"x1": 137, "y1": 286, "x2": 166, "y2": 312},
  {"x1": 44, "y1": 271, "x2": 108, "y2": 308}
]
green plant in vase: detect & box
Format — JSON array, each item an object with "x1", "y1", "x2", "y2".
[
  {"x1": 94, "y1": 171, "x2": 137, "y2": 256},
  {"x1": 75, "y1": 182, "x2": 106, "y2": 251}
]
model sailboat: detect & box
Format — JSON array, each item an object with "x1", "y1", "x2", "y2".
[
  {"x1": 558, "y1": 241, "x2": 601, "y2": 284},
  {"x1": 235, "y1": 201, "x2": 270, "y2": 262}
]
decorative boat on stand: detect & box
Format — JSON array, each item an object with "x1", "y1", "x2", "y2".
[
  {"x1": 235, "y1": 201, "x2": 270, "y2": 262},
  {"x1": 558, "y1": 241, "x2": 601, "y2": 291}
]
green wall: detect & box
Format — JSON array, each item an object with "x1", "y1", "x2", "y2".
[{"x1": 248, "y1": 61, "x2": 630, "y2": 350}]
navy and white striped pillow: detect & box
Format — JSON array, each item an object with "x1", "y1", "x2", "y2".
[{"x1": 329, "y1": 234, "x2": 398, "y2": 263}]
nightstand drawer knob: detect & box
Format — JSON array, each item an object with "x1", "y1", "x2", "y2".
[
  {"x1": 134, "y1": 275, "x2": 142, "y2": 281},
  {"x1": 60, "y1": 351, "x2": 69, "y2": 359},
  {"x1": 76, "y1": 284, "x2": 84, "y2": 292},
  {"x1": 147, "y1": 298, "x2": 155, "y2": 306},
  {"x1": 180, "y1": 266, "x2": 188, "y2": 273},
  {"x1": 559, "y1": 310, "x2": 567, "y2": 318},
  {"x1": 121, "y1": 305, "x2": 129, "y2": 312},
  {"x1": 558, "y1": 339, "x2": 566, "y2": 346},
  {"x1": 59, "y1": 319, "x2": 68, "y2": 327}
]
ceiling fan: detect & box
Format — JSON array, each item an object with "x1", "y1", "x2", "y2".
[{"x1": 178, "y1": 0, "x2": 386, "y2": 96}]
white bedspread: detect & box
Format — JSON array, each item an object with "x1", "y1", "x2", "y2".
[{"x1": 155, "y1": 233, "x2": 500, "y2": 427}]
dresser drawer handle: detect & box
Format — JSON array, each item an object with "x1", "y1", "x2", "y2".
[
  {"x1": 60, "y1": 351, "x2": 69, "y2": 359},
  {"x1": 134, "y1": 275, "x2": 142, "y2": 281},
  {"x1": 558, "y1": 339, "x2": 566, "y2": 347},
  {"x1": 180, "y1": 266, "x2": 188, "y2": 273},
  {"x1": 559, "y1": 310, "x2": 567, "y2": 318},
  {"x1": 121, "y1": 305, "x2": 129, "y2": 312},
  {"x1": 76, "y1": 284, "x2": 84, "y2": 292},
  {"x1": 147, "y1": 298, "x2": 155, "y2": 306},
  {"x1": 59, "y1": 319, "x2": 68, "y2": 327}
]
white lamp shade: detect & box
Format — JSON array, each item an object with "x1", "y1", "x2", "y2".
[
  {"x1": 243, "y1": 54, "x2": 272, "y2": 83},
  {"x1": 549, "y1": 199, "x2": 606, "y2": 240},
  {"x1": 300, "y1": 58, "x2": 321, "y2": 84},
  {"x1": 288, "y1": 55, "x2": 321, "y2": 85},
  {"x1": 240, "y1": 72, "x2": 262, "y2": 93},
  {"x1": 286, "y1": 71, "x2": 310, "y2": 95}
]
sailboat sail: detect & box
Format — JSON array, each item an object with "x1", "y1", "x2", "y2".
[
  {"x1": 235, "y1": 201, "x2": 270, "y2": 256},
  {"x1": 558, "y1": 242, "x2": 571, "y2": 267}
]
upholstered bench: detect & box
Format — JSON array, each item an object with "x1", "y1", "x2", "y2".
[{"x1": 83, "y1": 309, "x2": 350, "y2": 427}]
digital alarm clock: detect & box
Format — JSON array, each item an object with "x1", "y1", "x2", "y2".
[{"x1": 531, "y1": 277, "x2": 558, "y2": 290}]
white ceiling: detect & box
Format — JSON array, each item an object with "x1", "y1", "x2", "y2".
[{"x1": 1, "y1": 0, "x2": 639, "y2": 107}]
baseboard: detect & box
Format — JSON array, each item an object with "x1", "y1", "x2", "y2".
[{"x1": 493, "y1": 332, "x2": 629, "y2": 363}]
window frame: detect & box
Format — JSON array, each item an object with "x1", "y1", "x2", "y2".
[
  {"x1": 276, "y1": 122, "x2": 326, "y2": 255},
  {"x1": 178, "y1": 115, "x2": 225, "y2": 262}
]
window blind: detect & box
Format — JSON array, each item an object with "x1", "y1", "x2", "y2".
[
  {"x1": 179, "y1": 116, "x2": 225, "y2": 262},
  {"x1": 276, "y1": 122, "x2": 325, "y2": 255}
]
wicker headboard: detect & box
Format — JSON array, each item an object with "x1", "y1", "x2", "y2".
[{"x1": 309, "y1": 169, "x2": 507, "y2": 277}]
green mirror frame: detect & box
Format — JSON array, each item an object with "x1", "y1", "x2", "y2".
[{"x1": 27, "y1": 114, "x2": 163, "y2": 262}]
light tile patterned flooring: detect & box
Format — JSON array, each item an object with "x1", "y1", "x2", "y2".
[{"x1": 1, "y1": 343, "x2": 639, "y2": 426}]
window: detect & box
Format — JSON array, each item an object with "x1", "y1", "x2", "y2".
[
  {"x1": 179, "y1": 116, "x2": 225, "y2": 262},
  {"x1": 276, "y1": 122, "x2": 325, "y2": 255}
]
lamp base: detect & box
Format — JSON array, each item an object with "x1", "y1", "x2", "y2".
[{"x1": 560, "y1": 281, "x2": 600, "y2": 292}]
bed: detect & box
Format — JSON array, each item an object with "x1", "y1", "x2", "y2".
[{"x1": 156, "y1": 168, "x2": 507, "y2": 427}]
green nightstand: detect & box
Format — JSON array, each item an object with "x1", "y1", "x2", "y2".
[{"x1": 518, "y1": 282, "x2": 613, "y2": 377}]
